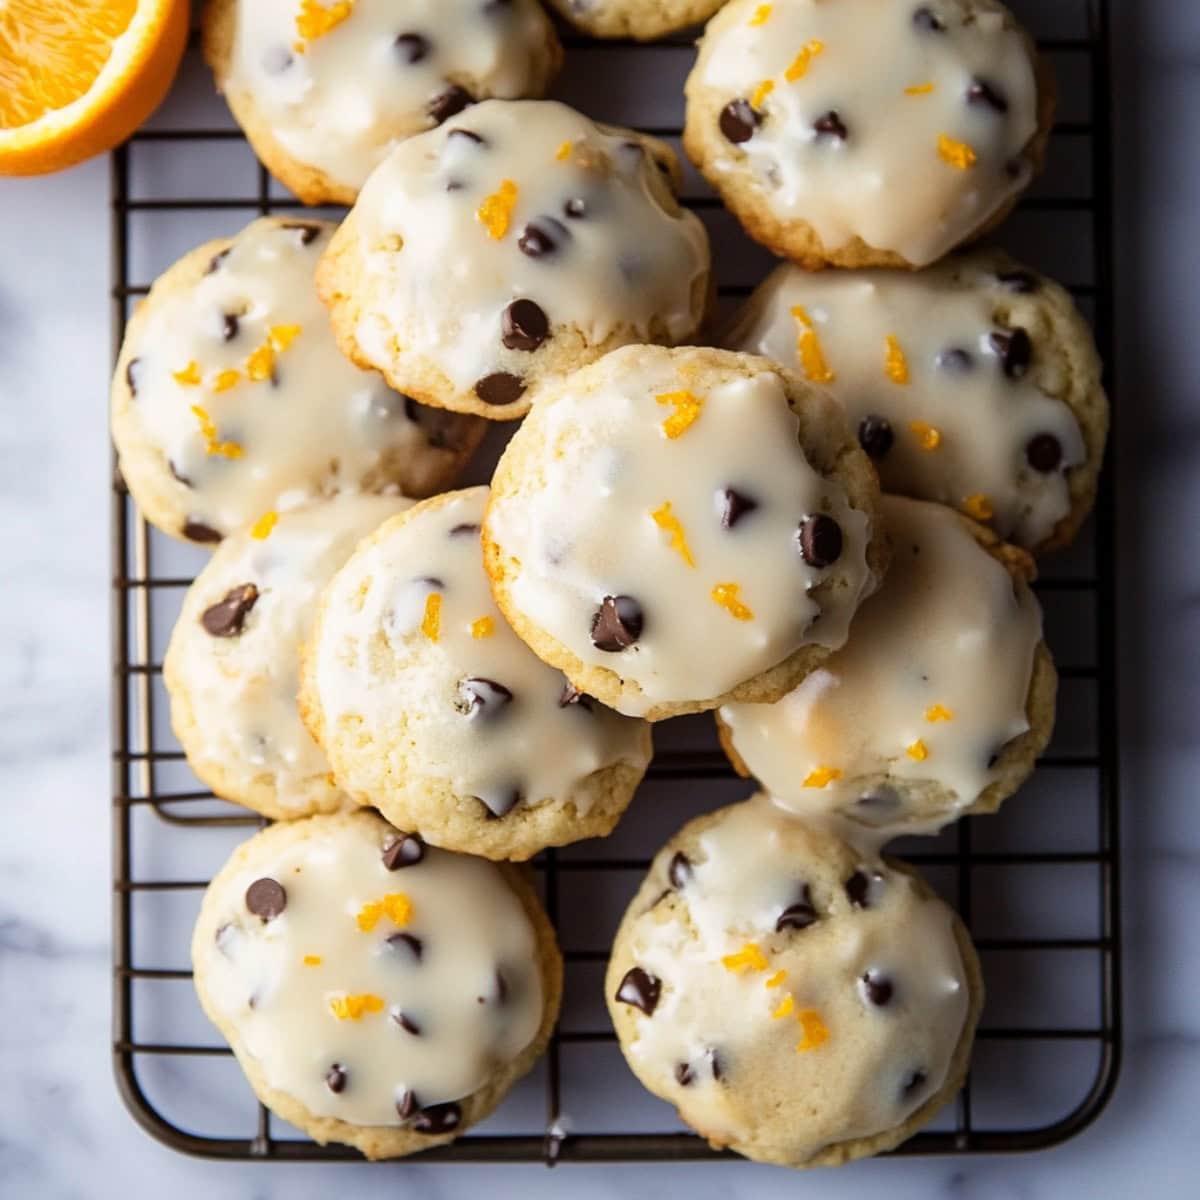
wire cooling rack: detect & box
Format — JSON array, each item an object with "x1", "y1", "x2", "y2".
[{"x1": 111, "y1": 0, "x2": 1120, "y2": 1165}]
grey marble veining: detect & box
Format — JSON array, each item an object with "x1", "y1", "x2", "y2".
[{"x1": 1, "y1": 0, "x2": 1198, "y2": 1195}]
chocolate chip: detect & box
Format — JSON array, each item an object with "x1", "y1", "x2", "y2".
[
  {"x1": 707, "y1": 1048, "x2": 724, "y2": 1081},
  {"x1": 478, "y1": 785, "x2": 521, "y2": 818},
  {"x1": 989, "y1": 327, "x2": 1033, "y2": 379},
  {"x1": 474, "y1": 372, "x2": 526, "y2": 407},
  {"x1": 845, "y1": 869, "x2": 881, "y2": 909},
  {"x1": 396, "y1": 1089, "x2": 419, "y2": 1119},
  {"x1": 414, "y1": 574, "x2": 445, "y2": 591},
  {"x1": 214, "y1": 922, "x2": 237, "y2": 956},
  {"x1": 558, "y1": 681, "x2": 595, "y2": 712},
  {"x1": 326, "y1": 1064, "x2": 347, "y2": 1094},
  {"x1": 967, "y1": 77, "x2": 1009, "y2": 113},
  {"x1": 387, "y1": 932, "x2": 424, "y2": 962},
  {"x1": 394, "y1": 32, "x2": 431, "y2": 62},
  {"x1": 401, "y1": 396, "x2": 473, "y2": 450},
  {"x1": 391, "y1": 1008, "x2": 423, "y2": 1035},
  {"x1": 221, "y1": 312, "x2": 239, "y2": 342},
  {"x1": 675, "y1": 1061, "x2": 694, "y2": 1086},
  {"x1": 125, "y1": 357, "x2": 142, "y2": 395},
  {"x1": 912, "y1": 5, "x2": 945, "y2": 32},
  {"x1": 413, "y1": 1102, "x2": 462, "y2": 1134},
  {"x1": 1026, "y1": 433, "x2": 1063, "y2": 473},
  {"x1": 205, "y1": 247, "x2": 231, "y2": 274},
  {"x1": 937, "y1": 347, "x2": 974, "y2": 372},
  {"x1": 281, "y1": 222, "x2": 322, "y2": 246},
  {"x1": 182, "y1": 520, "x2": 222, "y2": 544},
  {"x1": 813, "y1": 110, "x2": 849, "y2": 141},
  {"x1": 201, "y1": 583, "x2": 259, "y2": 637},
  {"x1": 447, "y1": 127, "x2": 485, "y2": 145},
  {"x1": 449, "y1": 522, "x2": 481, "y2": 538},
  {"x1": 591, "y1": 595, "x2": 643, "y2": 652},
  {"x1": 615, "y1": 967, "x2": 661, "y2": 1015},
  {"x1": 798, "y1": 514, "x2": 844, "y2": 568},
  {"x1": 501, "y1": 298, "x2": 549, "y2": 352},
  {"x1": 857, "y1": 415, "x2": 894, "y2": 460},
  {"x1": 494, "y1": 967, "x2": 508, "y2": 1004},
  {"x1": 563, "y1": 197, "x2": 587, "y2": 220},
  {"x1": 861, "y1": 971, "x2": 895, "y2": 1006},
  {"x1": 168, "y1": 461, "x2": 192, "y2": 488},
  {"x1": 518, "y1": 217, "x2": 569, "y2": 258},
  {"x1": 719, "y1": 99, "x2": 760, "y2": 144},
  {"x1": 776, "y1": 887, "x2": 818, "y2": 931},
  {"x1": 668, "y1": 852, "x2": 693, "y2": 890},
  {"x1": 245, "y1": 877, "x2": 286, "y2": 921},
  {"x1": 428, "y1": 85, "x2": 473, "y2": 124},
  {"x1": 262, "y1": 44, "x2": 293, "y2": 74},
  {"x1": 902, "y1": 1068, "x2": 929, "y2": 1098},
  {"x1": 718, "y1": 487, "x2": 759, "y2": 529},
  {"x1": 997, "y1": 270, "x2": 1039, "y2": 294},
  {"x1": 445, "y1": 179, "x2": 464, "y2": 191},
  {"x1": 458, "y1": 677, "x2": 514, "y2": 718},
  {"x1": 382, "y1": 832, "x2": 425, "y2": 869}
]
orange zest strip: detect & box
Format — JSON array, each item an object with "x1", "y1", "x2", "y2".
[
  {"x1": 421, "y1": 592, "x2": 442, "y2": 643},
  {"x1": 907, "y1": 739, "x2": 929, "y2": 761},
  {"x1": 765, "y1": 969, "x2": 787, "y2": 988},
  {"x1": 925, "y1": 704, "x2": 954, "y2": 723},
  {"x1": 477, "y1": 179, "x2": 519, "y2": 240},
  {"x1": 791, "y1": 306, "x2": 835, "y2": 384},
  {"x1": 355, "y1": 892, "x2": 413, "y2": 933},
  {"x1": 795, "y1": 1009, "x2": 830, "y2": 1052},
  {"x1": 173, "y1": 360, "x2": 201, "y2": 387},
  {"x1": 213, "y1": 368, "x2": 241, "y2": 393},
  {"x1": 885, "y1": 335, "x2": 910, "y2": 384},
  {"x1": 750, "y1": 79, "x2": 775, "y2": 110},
  {"x1": 329, "y1": 992, "x2": 384, "y2": 1021},
  {"x1": 905, "y1": 82, "x2": 935, "y2": 96},
  {"x1": 302, "y1": 954, "x2": 322, "y2": 967},
  {"x1": 721, "y1": 942, "x2": 769, "y2": 973},
  {"x1": 772, "y1": 994, "x2": 796, "y2": 1019},
  {"x1": 655, "y1": 390, "x2": 704, "y2": 439},
  {"x1": 246, "y1": 344, "x2": 275, "y2": 383},
  {"x1": 555, "y1": 140, "x2": 572, "y2": 162},
  {"x1": 250, "y1": 511, "x2": 278, "y2": 540},
  {"x1": 784, "y1": 40, "x2": 825, "y2": 83},
  {"x1": 749, "y1": 4, "x2": 773, "y2": 26},
  {"x1": 910, "y1": 421, "x2": 942, "y2": 451},
  {"x1": 270, "y1": 323, "x2": 301, "y2": 350},
  {"x1": 650, "y1": 502, "x2": 696, "y2": 568},
  {"x1": 938, "y1": 134, "x2": 978, "y2": 169},
  {"x1": 963, "y1": 493, "x2": 995, "y2": 521},
  {"x1": 471, "y1": 616, "x2": 495, "y2": 639},
  {"x1": 711, "y1": 582, "x2": 754, "y2": 621},
  {"x1": 296, "y1": 0, "x2": 354, "y2": 42},
  {"x1": 803, "y1": 765, "x2": 842, "y2": 789}
]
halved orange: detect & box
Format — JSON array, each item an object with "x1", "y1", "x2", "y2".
[{"x1": 0, "y1": 0, "x2": 188, "y2": 176}]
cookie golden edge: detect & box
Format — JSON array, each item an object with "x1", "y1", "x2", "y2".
[
  {"x1": 604, "y1": 802, "x2": 984, "y2": 1167},
  {"x1": 314, "y1": 131, "x2": 713, "y2": 421},
  {"x1": 546, "y1": 0, "x2": 728, "y2": 41},
  {"x1": 714, "y1": 510, "x2": 1057, "y2": 823},
  {"x1": 110, "y1": 216, "x2": 484, "y2": 546},
  {"x1": 481, "y1": 346, "x2": 889, "y2": 722},
  {"x1": 681, "y1": 0, "x2": 1057, "y2": 270},
  {"x1": 297, "y1": 489, "x2": 654, "y2": 861},
  {"x1": 191, "y1": 810, "x2": 564, "y2": 1160},
  {"x1": 200, "y1": 0, "x2": 564, "y2": 207}
]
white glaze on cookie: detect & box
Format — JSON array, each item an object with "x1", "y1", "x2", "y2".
[
  {"x1": 726, "y1": 256, "x2": 1087, "y2": 547},
  {"x1": 308, "y1": 487, "x2": 650, "y2": 819},
  {"x1": 613, "y1": 800, "x2": 971, "y2": 1158},
  {"x1": 720, "y1": 496, "x2": 1042, "y2": 829},
  {"x1": 692, "y1": 0, "x2": 1039, "y2": 264},
  {"x1": 118, "y1": 218, "x2": 480, "y2": 539},
  {"x1": 194, "y1": 812, "x2": 544, "y2": 1127},
  {"x1": 343, "y1": 99, "x2": 710, "y2": 408},
  {"x1": 484, "y1": 347, "x2": 876, "y2": 717},
  {"x1": 164, "y1": 495, "x2": 409, "y2": 815},
  {"x1": 223, "y1": 0, "x2": 558, "y2": 192}
]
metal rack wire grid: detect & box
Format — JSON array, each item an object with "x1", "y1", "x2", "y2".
[{"x1": 111, "y1": 0, "x2": 1120, "y2": 1165}]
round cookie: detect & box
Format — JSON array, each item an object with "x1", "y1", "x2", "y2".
[
  {"x1": 164, "y1": 494, "x2": 410, "y2": 820},
  {"x1": 547, "y1": 0, "x2": 727, "y2": 41},
  {"x1": 684, "y1": 0, "x2": 1054, "y2": 268},
  {"x1": 725, "y1": 250, "x2": 1108, "y2": 552},
  {"x1": 482, "y1": 345, "x2": 887, "y2": 721},
  {"x1": 718, "y1": 495, "x2": 1056, "y2": 834},
  {"x1": 300, "y1": 487, "x2": 653, "y2": 860},
  {"x1": 112, "y1": 217, "x2": 484, "y2": 546},
  {"x1": 201, "y1": 0, "x2": 562, "y2": 205},
  {"x1": 606, "y1": 799, "x2": 983, "y2": 1167},
  {"x1": 316, "y1": 99, "x2": 712, "y2": 420},
  {"x1": 192, "y1": 810, "x2": 562, "y2": 1159}
]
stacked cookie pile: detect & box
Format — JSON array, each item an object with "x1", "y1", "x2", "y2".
[{"x1": 110, "y1": 0, "x2": 1109, "y2": 1169}]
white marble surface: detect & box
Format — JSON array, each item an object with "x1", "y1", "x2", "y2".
[{"x1": 1, "y1": 0, "x2": 1198, "y2": 1195}]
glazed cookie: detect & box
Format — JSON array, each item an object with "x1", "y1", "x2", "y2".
[
  {"x1": 112, "y1": 218, "x2": 484, "y2": 546},
  {"x1": 316, "y1": 99, "x2": 711, "y2": 420},
  {"x1": 202, "y1": 0, "x2": 561, "y2": 205},
  {"x1": 482, "y1": 345, "x2": 886, "y2": 721},
  {"x1": 547, "y1": 0, "x2": 727, "y2": 40},
  {"x1": 684, "y1": 0, "x2": 1053, "y2": 268},
  {"x1": 193, "y1": 810, "x2": 561, "y2": 1159},
  {"x1": 725, "y1": 251, "x2": 1108, "y2": 551},
  {"x1": 164, "y1": 494, "x2": 410, "y2": 820},
  {"x1": 718, "y1": 496, "x2": 1056, "y2": 834},
  {"x1": 606, "y1": 799, "x2": 982, "y2": 1167},
  {"x1": 300, "y1": 487, "x2": 652, "y2": 860}
]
